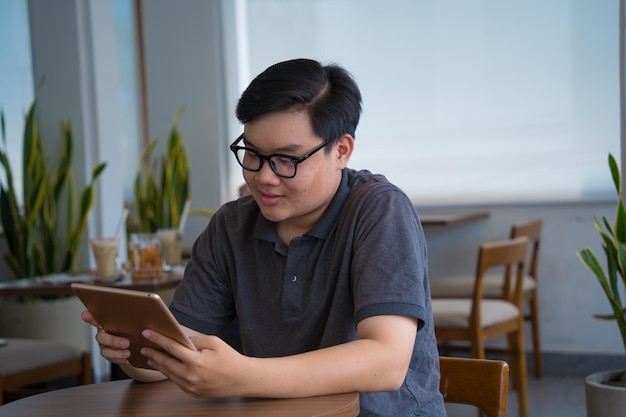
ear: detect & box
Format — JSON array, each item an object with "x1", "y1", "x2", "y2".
[{"x1": 334, "y1": 134, "x2": 355, "y2": 169}]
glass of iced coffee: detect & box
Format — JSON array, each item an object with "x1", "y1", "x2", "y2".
[
  {"x1": 89, "y1": 238, "x2": 119, "y2": 280},
  {"x1": 156, "y1": 229, "x2": 183, "y2": 272}
]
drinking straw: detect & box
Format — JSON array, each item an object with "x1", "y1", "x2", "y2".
[
  {"x1": 178, "y1": 200, "x2": 191, "y2": 234},
  {"x1": 114, "y1": 208, "x2": 129, "y2": 240}
]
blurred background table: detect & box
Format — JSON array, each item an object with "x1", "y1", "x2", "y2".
[
  {"x1": 418, "y1": 210, "x2": 489, "y2": 227},
  {"x1": 0, "y1": 269, "x2": 183, "y2": 299}
]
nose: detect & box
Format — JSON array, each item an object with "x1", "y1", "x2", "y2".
[{"x1": 255, "y1": 159, "x2": 282, "y2": 184}]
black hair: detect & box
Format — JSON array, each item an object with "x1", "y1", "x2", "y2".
[{"x1": 235, "y1": 58, "x2": 362, "y2": 147}]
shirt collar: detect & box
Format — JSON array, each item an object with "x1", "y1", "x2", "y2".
[{"x1": 254, "y1": 169, "x2": 350, "y2": 243}]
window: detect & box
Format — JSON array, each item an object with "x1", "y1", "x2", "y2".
[
  {"x1": 243, "y1": 0, "x2": 619, "y2": 204},
  {"x1": 113, "y1": 0, "x2": 142, "y2": 203},
  {"x1": 0, "y1": 0, "x2": 34, "y2": 204}
]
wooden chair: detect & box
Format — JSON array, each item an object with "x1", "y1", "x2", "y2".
[
  {"x1": 439, "y1": 356, "x2": 509, "y2": 417},
  {"x1": 509, "y1": 219, "x2": 542, "y2": 377},
  {"x1": 431, "y1": 237, "x2": 529, "y2": 417},
  {"x1": 430, "y1": 219, "x2": 543, "y2": 377},
  {"x1": 0, "y1": 338, "x2": 92, "y2": 404}
]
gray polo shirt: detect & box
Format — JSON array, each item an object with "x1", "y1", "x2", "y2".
[{"x1": 170, "y1": 168, "x2": 445, "y2": 417}]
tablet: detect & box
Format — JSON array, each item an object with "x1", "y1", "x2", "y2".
[{"x1": 71, "y1": 283, "x2": 196, "y2": 369}]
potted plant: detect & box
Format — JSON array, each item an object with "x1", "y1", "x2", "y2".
[
  {"x1": 125, "y1": 108, "x2": 212, "y2": 235},
  {"x1": 125, "y1": 109, "x2": 212, "y2": 275},
  {"x1": 577, "y1": 153, "x2": 626, "y2": 417},
  {"x1": 0, "y1": 99, "x2": 107, "y2": 350},
  {"x1": 0, "y1": 100, "x2": 107, "y2": 279}
]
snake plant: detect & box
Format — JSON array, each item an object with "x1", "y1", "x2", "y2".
[
  {"x1": 126, "y1": 108, "x2": 212, "y2": 235},
  {"x1": 0, "y1": 100, "x2": 106, "y2": 279},
  {"x1": 577, "y1": 153, "x2": 626, "y2": 356}
]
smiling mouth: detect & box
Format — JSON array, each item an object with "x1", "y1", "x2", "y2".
[{"x1": 258, "y1": 192, "x2": 283, "y2": 206}]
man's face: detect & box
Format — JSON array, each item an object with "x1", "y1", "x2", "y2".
[{"x1": 241, "y1": 110, "x2": 352, "y2": 238}]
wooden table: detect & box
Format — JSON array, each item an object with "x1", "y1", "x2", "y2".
[
  {"x1": 0, "y1": 380, "x2": 360, "y2": 417},
  {"x1": 0, "y1": 270, "x2": 183, "y2": 298}
]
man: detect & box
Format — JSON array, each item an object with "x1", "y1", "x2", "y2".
[{"x1": 83, "y1": 58, "x2": 445, "y2": 416}]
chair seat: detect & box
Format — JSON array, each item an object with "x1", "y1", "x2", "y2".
[
  {"x1": 430, "y1": 272, "x2": 536, "y2": 298},
  {"x1": 432, "y1": 298, "x2": 520, "y2": 328},
  {"x1": 0, "y1": 339, "x2": 83, "y2": 376}
]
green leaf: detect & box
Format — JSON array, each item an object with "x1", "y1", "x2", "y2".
[
  {"x1": 609, "y1": 153, "x2": 621, "y2": 194},
  {"x1": 616, "y1": 194, "x2": 626, "y2": 245},
  {"x1": 52, "y1": 122, "x2": 72, "y2": 202},
  {"x1": 92, "y1": 161, "x2": 107, "y2": 178},
  {"x1": 0, "y1": 110, "x2": 5, "y2": 143},
  {"x1": 594, "y1": 307, "x2": 626, "y2": 321}
]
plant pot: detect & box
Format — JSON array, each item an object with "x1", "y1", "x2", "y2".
[
  {"x1": 0, "y1": 296, "x2": 92, "y2": 351},
  {"x1": 585, "y1": 369, "x2": 626, "y2": 417}
]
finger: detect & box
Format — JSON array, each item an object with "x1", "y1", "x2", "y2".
[
  {"x1": 96, "y1": 328, "x2": 130, "y2": 349},
  {"x1": 141, "y1": 346, "x2": 170, "y2": 371},
  {"x1": 94, "y1": 330, "x2": 131, "y2": 364},
  {"x1": 81, "y1": 310, "x2": 99, "y2": 327},
  {"x1": 140, "y1": 330, "x2": 194, "y2": 375},
  {"x1": 100, "y1": 346, "x2": 131, "y2": 365},
  {"x1": 141, "y1": 329, "x2": 189, "y2": 357}
]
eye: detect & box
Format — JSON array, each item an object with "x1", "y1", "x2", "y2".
[
  {"x1": 243, "y1": 149, "x2": 260, "y2": 160},
  {"x1": 273, "y1": 156, "x2": 294, "y2": 168}
]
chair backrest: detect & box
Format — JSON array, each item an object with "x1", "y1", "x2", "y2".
[
  {"x1": 473, "y1": 236, "x2": 529, "y2": 309},
  {"x1": 439, "y1": 356, "x2": 509, "y2": 417},
  {"x1": 510, "y1": 218, "x2": 542, "y2": 280}
]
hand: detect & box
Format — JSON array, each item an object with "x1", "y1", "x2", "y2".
[
  {"x1": 140, "y1": 330, "x2": 249, "y2": 398},
  {"x1": 80, "y1": 310, "x2": 131, "y2": 365}
]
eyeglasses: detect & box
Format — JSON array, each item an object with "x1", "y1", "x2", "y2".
[{"x1": 229, "y1": 134, "x2": 330, "y2": 179}]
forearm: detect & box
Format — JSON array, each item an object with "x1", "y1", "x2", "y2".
[
  {"x1": 237, "y1": 315, "x2": 417, "y2": 398},
  {"x1": 241, "y1": 338, "x2": 408, "y2": 397}
]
